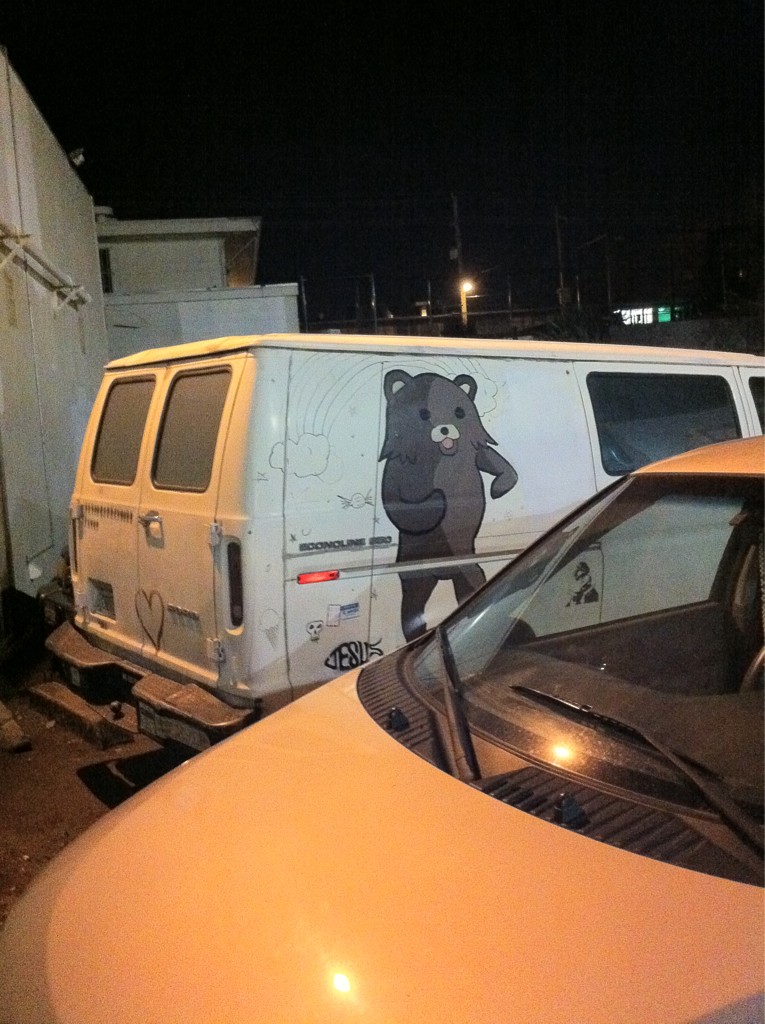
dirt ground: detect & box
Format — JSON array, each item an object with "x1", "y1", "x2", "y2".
[{"x1": 0, "y1": 645, "x2": 188, "y2": 926}]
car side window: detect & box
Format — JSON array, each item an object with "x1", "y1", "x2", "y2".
[
  {"x1": 587, "y1": 372, "x2": 741, "y2": 476},
  {"x1": 91, "y1": 377, "x2": 155, "y2": 485},
  {"x1": 152, "y1": 368, "x2": 231, "y2": 492},
  {"x1": 590, "y1": 493, "x2": 739, "y2": 621}
]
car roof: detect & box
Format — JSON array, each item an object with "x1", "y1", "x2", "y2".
[{"x1": 637, "y1": 436, "x2": 765, "y2": 476}]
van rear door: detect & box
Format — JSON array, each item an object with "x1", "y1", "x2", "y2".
[
  {"x1": 575, "y1": 363, "x2": 749, "y2": 491},
  {"x1": 74, "y1": 371, "x2": 159, "y2": 665},
  {"x1": 135, "y1": 358, "x2": 244, "y2": 687}
]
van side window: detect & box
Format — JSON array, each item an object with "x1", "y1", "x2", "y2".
[
  {"x1": 749, "y1": 376, "x2": 764, "y2": 430},
  {"x1": 153, "y1": 368, "x2": 231, "y2": 492},
  {"x1": 91, "y1": 377, "x2": 155, "y2": 485},
  {"x1": 587, "y1": 372, "x2": 740, "y2": 476}
]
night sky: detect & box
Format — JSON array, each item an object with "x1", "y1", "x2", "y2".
[{"x1": 2, "y1": 1, "x2": 762, "y2": 320}]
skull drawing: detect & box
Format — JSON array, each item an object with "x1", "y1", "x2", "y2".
[{"x1": 306, "y1": 620, "x2": 324, "y2": 642}]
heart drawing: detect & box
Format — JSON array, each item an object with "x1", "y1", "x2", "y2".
[{"x1": 135, "y1": 589, "x2": 165, "y2": 651}]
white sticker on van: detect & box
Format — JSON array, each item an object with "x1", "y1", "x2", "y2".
[{"x1": 326, "y1": 602, "x2": 360, "y2": 626}]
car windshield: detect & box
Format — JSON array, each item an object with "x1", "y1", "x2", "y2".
[{"x1": 412, "y1": 473, "x2": 764, "y2": 807}]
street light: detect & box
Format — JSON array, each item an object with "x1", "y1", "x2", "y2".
[{"x1": 460, "y1": 278, "x2": 474, "y2": 326}]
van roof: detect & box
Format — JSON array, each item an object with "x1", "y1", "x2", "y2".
[
  {"x1": 637, "y1": 436, "x2": 765, "y2": 476},
  {"x1": 105, "y1": 333, "x2": 765, "y2": 370}
]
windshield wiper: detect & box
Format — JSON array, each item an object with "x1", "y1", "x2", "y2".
[
  {"x1": 436, "y1": 625, "x2": 481, "y2": 783},
  {"x1": 511, "y1": 684, "x2": 764, "y2": 857},
  {"x1": 511, "y1": 685, "x2": 638, "y2": 737}
]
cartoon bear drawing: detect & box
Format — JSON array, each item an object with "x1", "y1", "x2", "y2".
[{"x1": 379, "y1": 369, "x2": 518, "y2": 641}]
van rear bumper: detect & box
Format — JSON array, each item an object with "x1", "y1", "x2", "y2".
[
  {"x1": 133, "y1": 675, "x2": 256, "y2": 750},
  {"x1": 45, "y1": 619, "x2": 118, "y2": 673},
  {"x1": 45, "y1": 622, "x2": 257, "y2": 751}
]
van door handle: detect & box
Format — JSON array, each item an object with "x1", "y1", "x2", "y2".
[{"x1": 138, "y1": 511, "x2": 163, "y2": 527}]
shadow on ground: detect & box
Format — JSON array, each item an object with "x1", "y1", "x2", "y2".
[{"x1": 76, "y1": 743, "x2": 190, "y2": 808}]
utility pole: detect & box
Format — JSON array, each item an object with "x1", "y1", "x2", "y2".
[
  {"x1": 554, "y1": 206, "x2": 569, "y2": 307},
  {"x1": 452, "y1": 194, "x2": 471, "y2": 329},
  {"x1": 369, "y1": 273, "x2": 378, "y2": 333},
  {"x1": 577, "y1": 233, "x2": 613, "y2": 312},
  {"x1": 719, "y1": 232, "x2": 728, "y2": 312},
  {"x1": 451, "y1": 193, "x2": 464, "y2": 281},
  {"x1": 299, "y1": 276, "x2": 309, "y2": 332},
  {"x1": 604, "y1": 234, "x2": 613, "y2": 312}
]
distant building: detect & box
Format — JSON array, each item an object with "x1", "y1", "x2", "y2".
[{"x1": 96, "y1": 212, "x2": 300, "y2": 359}]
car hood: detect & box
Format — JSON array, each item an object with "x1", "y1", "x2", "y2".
[{"x1": 1, "y1": 671, "x2": 763, "y2": 1024}]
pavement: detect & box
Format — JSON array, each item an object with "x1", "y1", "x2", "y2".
[
  {"x1": 0, "y1": 698, "x2": 30, "y2": 752},
  {"x1": 0, "y1": 646, "x2": 189, "y2": 926}
]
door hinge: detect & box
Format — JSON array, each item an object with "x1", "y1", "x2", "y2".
[
  {"x1": 209, "y1": 522, "x2": 223, "y2": 547},
  {"x1": 207, "y1": 637, "x2": 226, "y2": 664}
]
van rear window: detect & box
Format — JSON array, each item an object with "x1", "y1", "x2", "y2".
[
  {"x1": 587, "y1": 372, "x2": 741, "y2": 475},
  {"x1": 91, "y1": 377, "x2": 155, "y2": 485},
  {"x1": 152, "y1": 368, "x2": 231, "y2": 491}
]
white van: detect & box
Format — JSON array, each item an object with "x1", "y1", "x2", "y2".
[{"x1": 46, "y1": 333, "x2": 764, "y2": 748}]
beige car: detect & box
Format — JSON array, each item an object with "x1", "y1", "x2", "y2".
[{"x1": 1, "y1": 438, "x2": 763, "y2": 1023}]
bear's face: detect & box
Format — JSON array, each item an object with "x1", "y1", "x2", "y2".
[{"x1": 380, "y1": 370, "x2": 494, "y2": 464}]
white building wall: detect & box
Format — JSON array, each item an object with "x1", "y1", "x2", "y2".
[
  {"x1": 98, "y1": 215, "x2": 299, "y2": 359},
  {"x1": 108, "y1": 236, "x2": 226, "y2": 292},
  {"x1": 0, "y1": 53, "x2": 108, "y2": 603},
  {"x1": 105, "y1": 284, "x2": 300, "y2": 360}
]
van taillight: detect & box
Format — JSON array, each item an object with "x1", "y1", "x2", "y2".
[
  {"x1": 227, "y1": 541, "x2": 244, "y2": 627},
  {"x1": 298, "y1": 570, "x2": 340, "y2": 585}
]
